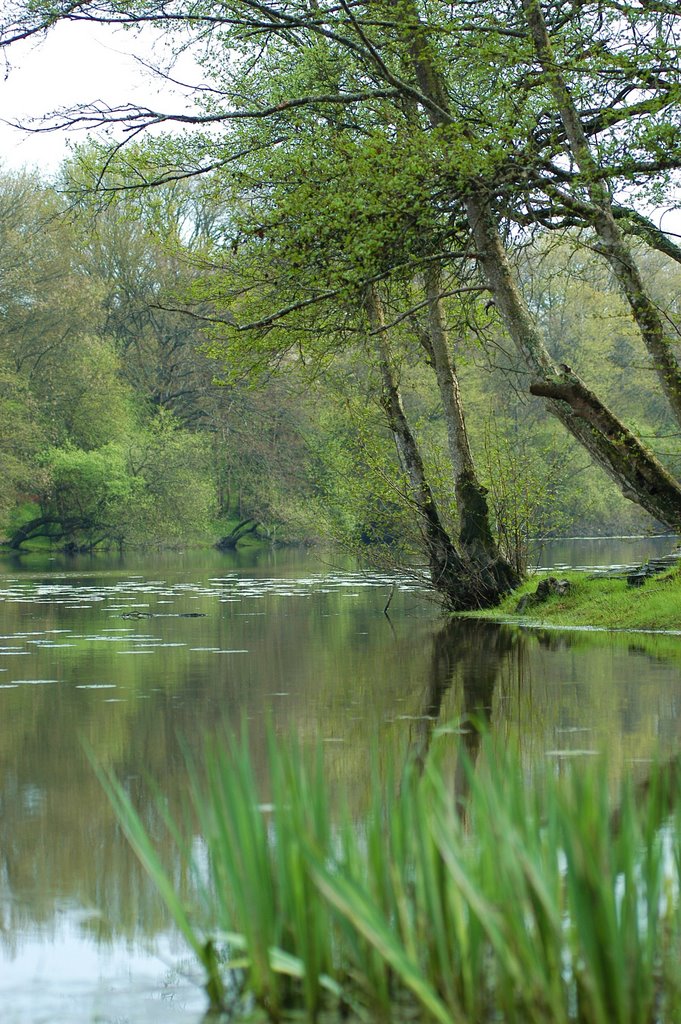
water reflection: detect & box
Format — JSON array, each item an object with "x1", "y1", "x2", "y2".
[
  {"x1": 411, "y1": 621, "x2": 508, "y2": 775},
  {"x1": 535, "y1": 533, "x2": 679, "y2": 571},
  {"x1": 0, "y1": 550, "x2": 681, "y2": 1022},
  {"x1": 408, "y1": 619, "x2": 681, "y2": 796}
]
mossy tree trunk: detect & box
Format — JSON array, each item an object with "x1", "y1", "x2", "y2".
[
  {"x1": 367, "y1": 285, "x2": 516, "y2": 609},
  {"x1": 400, "y1": 0, "x2": 681, "y2": 531},
  {"x1": 521, "y1": 0, "x2": 681, "y2": 429},
  {"x1": 420, "y1": 265, "x2": 518, "y2": 589},
  {"x1": 466, "y1": 195, "x2": 681, "y2": 530}
]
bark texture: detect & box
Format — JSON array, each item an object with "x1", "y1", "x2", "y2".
[
  {"x1": 521, "y1": 0, "x2": 681, "y2": 427},
  {"x1": 466, "y1": 195, "x2": 681, "y2": 530},
  {"x1": 367, "y1": 285, "x2": 517, "y2": 608},
  {"x1": 421, "y1": 265, "x2": 518, "y2": 589},
  {"x1": 400, "y1": 0, "x2": 681, "y2": 530}
]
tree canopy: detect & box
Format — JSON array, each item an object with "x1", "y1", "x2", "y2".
[{"x1": 1, "y1": 1, "x2": 680, "y2": 602}]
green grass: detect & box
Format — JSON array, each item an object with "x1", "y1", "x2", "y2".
[
  {"x1": 470, "y1": 567, "x2": 681, "y2": 631},
  {"x1": 94, "y1": 729, "x2": 681, "y2": 1023}
]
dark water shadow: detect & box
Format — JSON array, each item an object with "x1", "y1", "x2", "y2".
[
  {"x1": 410, "y1": 619, "x2": 681, "y2": 834},
  {"x1": 409, "y1": 620, "x2": 518, "y2": 805}
]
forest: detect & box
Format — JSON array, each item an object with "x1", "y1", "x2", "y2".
[
  {"x1": 1, "y1": 0, "x2": 680, "y2": 608},
  {"x1": 3, "y1": 8, "x2": 681, "y2": 1018}
]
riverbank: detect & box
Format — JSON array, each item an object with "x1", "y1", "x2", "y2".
[{"x1": 469, "y1": 565, "x2": 681, "y2": 631}]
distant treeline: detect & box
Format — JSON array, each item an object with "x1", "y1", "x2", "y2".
[{"x1": 0, "y1": 164, "x2": 677, "y2": 558}]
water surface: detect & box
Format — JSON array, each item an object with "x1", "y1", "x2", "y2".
[{"x1": 1, "y1": 539, "x2": 680, "y2": 1022}]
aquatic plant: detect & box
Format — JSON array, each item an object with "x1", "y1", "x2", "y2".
[{"x1": 94, "y1": 730, "x2": 681, "y2": 1023}]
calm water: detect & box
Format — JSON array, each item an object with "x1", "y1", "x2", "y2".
[{"x1": 1, "y1": 538, "x2": 680, "y2": 1023}]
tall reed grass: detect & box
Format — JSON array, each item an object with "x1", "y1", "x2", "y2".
[{"x1": 93, "y1": 730, "x2": 681, "y2": 1023}]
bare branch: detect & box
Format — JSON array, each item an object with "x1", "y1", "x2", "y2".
[{"x1": 369, "y1": 286, "x2": 487, "y2": 335}]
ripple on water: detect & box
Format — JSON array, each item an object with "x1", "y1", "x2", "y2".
[
  {"x1": 6, "y1": 679, "x2": 58, "y2": 686},
  {"x1": 29, "y1": 643, "x2": 76, "y2": 648},
  {"x1": 545, "y1": 749, "x2": 600, "y2": 757},
  {"x1": 0, "y1": 568, "x2": 418, "y2": 618}
]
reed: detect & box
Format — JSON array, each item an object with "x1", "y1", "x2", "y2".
[{"x1": 94, "y1": 731, "x2": 681, "y2": 1023}]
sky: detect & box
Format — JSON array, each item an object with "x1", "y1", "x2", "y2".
[
  {"x1": 0, "y1": 21, "x2": 192, "y2": 172},
  {"x1": 1, "y1": 20, "x2": 679, "y2": 234}
]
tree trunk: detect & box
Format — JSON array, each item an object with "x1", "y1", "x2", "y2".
[
  {"x1": 399, "y1": 0, "x2": 681, "y2": 530},
  {"x1": 521, "y1": 0, "x2": 681, "y2": 427},
  {"x1": 465, "y1": 194, "x2": 681, "y2": 530},
  {"x1": 215, "y1": 517, "x2": 259, "y2": 550},
  {"x1": 368, "y1": 285, "x2": 464, "y2": 593},
  {"x1": 421, "y1": 265, "x2": 518, "y2": 587},
  {"x1": 367, "y1": 285, "x2": 516, "y2": 608},
  {"x1": 6, "y1": 515, "x2": 89, "y2": 549}
]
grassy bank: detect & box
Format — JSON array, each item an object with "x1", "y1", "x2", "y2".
[
  {"x1": 472, "y1": 566, "x2": 681, "y2": 631},
  {"x1": 95, "y1": 730, "x2": 681, "y2": 1023}
]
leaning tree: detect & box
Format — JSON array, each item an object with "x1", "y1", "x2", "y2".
[{"x1": 4, "y1": 0, "x2": 681, "y2": 596}]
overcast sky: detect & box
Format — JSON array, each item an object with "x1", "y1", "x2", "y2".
[
  {"x1": 2, "y1": 22, "x2": 679, "y2": 235},
  {"x1": 0, "y1": 21, "x2": 191, "y2": 172}
]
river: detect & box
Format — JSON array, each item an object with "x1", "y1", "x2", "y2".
[{"x1": 1, "y1": 537, "x2": 680, "y2": 1023}]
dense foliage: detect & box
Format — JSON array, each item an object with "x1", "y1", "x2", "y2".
[
  {"x1": 1, "y1": 0, "x2": 681, "y2": 582},
  {"x1": 0, "y1": 162, "x2": 677, "y2": 559}
]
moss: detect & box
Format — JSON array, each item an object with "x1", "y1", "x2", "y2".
[{"x1": 461, "y1": 567, "x2": 681, "y2": 632}]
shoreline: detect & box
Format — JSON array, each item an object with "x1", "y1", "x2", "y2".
[{"x1": 461, "y1": 566, "x2": 681, "y2": 633}]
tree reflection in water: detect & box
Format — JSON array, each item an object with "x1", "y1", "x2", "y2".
[{"x1": 409, "y1": 620, "x2": 517, "y2": 806}]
